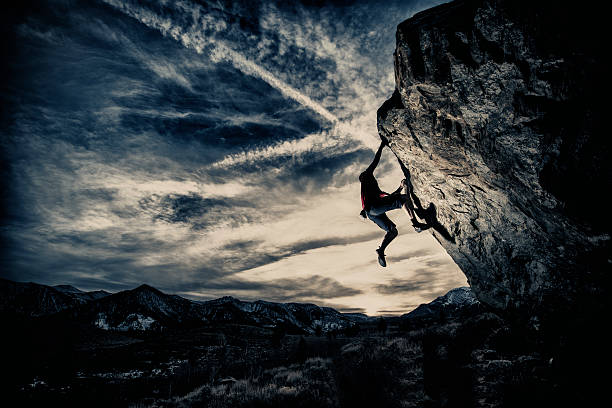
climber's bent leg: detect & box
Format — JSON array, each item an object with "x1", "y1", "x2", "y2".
[
  {"x1": 400, "y1": 179, "x2": 418, "y2": 219},
  {"x1": 379, "y1": 226, "x2": 398, "y2": 252}
]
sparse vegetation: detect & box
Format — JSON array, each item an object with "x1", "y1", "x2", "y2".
[
  {"x1": 148, "y1": 357, "x2": 338, "y2": 408},
  {"x1": 127, "y1": 333, "x2": 426, "y2": 408}
]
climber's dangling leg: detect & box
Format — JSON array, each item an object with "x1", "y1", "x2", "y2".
[{"x1": 365, "y1": 212, "x2": 398, "y2": 267}]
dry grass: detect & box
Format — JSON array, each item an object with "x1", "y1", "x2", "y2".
[{"x1": 145, "y1": 357, "x2": 338, "y2": 408}]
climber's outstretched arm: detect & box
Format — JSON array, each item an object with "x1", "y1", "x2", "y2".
[
  {"x1": 365, "y1": 140, "x2": 387, "y2": 175},
  {"x1": 397, "y1": 156, "x2": 410, "y2": 177}
]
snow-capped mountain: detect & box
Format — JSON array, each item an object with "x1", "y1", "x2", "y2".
[
  {"x1": 85, "y1": 284, "x2": 215, "y2": 332},
  {"x1": 87, "y1": 288, "x2": 356, "y2": 333},
  {"x1": 401, "y1": 287, "x2": 481, "y2": 322}
]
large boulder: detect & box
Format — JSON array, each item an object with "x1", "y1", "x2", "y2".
[{"x1": 378, "y1": 0, "x2": 610, "y2": 325}]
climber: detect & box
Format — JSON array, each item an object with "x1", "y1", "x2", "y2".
[{"x1": 359, "y1": 138, "x2": 425, "y2": 267}]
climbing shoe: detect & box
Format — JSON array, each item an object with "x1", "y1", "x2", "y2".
[
  {"x1": 376, "y1": 248, "x2": 387, "y2": 267},
  {"x1": 412, "y1": 219, "x2": 424, "y2": 233}
]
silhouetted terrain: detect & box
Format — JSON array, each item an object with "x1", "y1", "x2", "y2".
[
  {"x1": 1, "y1": 278, "x2": 369, "y2": 406},
  {"x1": 2, "y1": 279, "x2": 585, "y2": 407}
]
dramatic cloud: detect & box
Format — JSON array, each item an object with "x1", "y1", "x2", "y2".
[{"x1": 0, "y1": 0, "x2": 466, "y2": 315}]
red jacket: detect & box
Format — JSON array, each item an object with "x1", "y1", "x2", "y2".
[{"x1": 360, "y1": 170, "x2": 386, "y2": 211}]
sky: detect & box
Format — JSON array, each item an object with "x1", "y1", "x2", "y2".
[{"x1": 0, "y1": 0, "x2": 466, "y2": 315}]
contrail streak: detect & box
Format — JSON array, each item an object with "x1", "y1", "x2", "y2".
[
  {"x1": 102, "y1": 0, "x2": 339, "y2": 124},
  {"x1": 211, "y1": 45, "x2": 338, "y2": 123}
]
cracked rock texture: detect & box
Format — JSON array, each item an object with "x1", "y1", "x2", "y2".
[{"x1": 378, "y1": 0, "x2": 610, "y2": 323}]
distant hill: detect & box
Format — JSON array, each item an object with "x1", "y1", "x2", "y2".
[
  {"x1": 53, "y1": 284, "x2": 111, "y2": 302},
  {"x1": 198, "y1": 296, "x2": 357, "y2": 333},
  {"x1": 0, "y1": 278, "x2": 111, "y2": 317}
]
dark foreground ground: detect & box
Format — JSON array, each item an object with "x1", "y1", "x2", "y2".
[{"x1": 4, "y1": 306, "x2": 605, "y2": 408}]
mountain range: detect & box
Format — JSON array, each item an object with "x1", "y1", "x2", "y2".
[
  {"x1": 0, "y1": 278, "x2": 479, "y2": 334},
  {"x1": 0, "y1": 279, "x2": 360, "y2": 334}
]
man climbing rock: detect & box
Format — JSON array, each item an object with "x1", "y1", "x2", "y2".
[{"x1": 359, "y1": 138, "x2": 426, "y2": 267}]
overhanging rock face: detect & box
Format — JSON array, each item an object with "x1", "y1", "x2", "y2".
[{"x1": 378, "y1": 0, "x2": 610, "y2": 322}]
